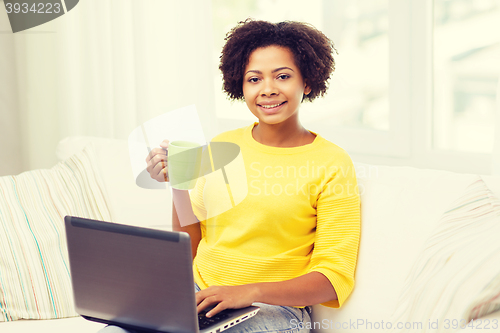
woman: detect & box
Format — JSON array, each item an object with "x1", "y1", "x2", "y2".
[{"x1": 115, "y1": 19, "x2": 360, "y2": 333}]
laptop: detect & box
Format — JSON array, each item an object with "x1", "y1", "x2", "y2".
[{"x1": 64, "y1": 216, "x2": 260, "y2": 333}]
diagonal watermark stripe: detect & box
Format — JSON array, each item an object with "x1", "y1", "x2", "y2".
[{"x1": 3, "y1": 0, "x2": 80, "y2": 33}]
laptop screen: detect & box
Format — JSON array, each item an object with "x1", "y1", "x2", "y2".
[{"x1": 65, "y1": 216, "x2": 198, "y2": 333}]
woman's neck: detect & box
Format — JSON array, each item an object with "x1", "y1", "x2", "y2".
[{"x1": 252, "y1": 122, "x2": 316, "y2": 148}]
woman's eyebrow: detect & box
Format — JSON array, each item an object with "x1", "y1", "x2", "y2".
[
  {"x1": 245, "y1": 67, "x2": 295, "y2": 75},
  {"x1": 272, "y1": 67, "x2": 294, "y2": 73}
]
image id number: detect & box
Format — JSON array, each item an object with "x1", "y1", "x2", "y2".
[
  {"x1": 443, "y1": 318, "x2": 499, "y2": 330},
  {"x1": 5, "y1": 2, "x2": 62, "y2": 14}
]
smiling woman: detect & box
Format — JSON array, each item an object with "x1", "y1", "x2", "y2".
[{"x1": 139, "y1": 18, "x2": 361, "y2": 333}]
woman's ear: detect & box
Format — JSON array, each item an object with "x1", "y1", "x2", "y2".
[{"x1": 304, "y1": 80, "x2": 312, "y2": 95}]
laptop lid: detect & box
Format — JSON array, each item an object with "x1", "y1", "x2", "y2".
[{"x1": 65, "y1": 216, "x2": 199, "y2": 333}]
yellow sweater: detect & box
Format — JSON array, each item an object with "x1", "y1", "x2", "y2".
[{"x1": 190, "y1": 123, "x2": 360, "y2": 308}]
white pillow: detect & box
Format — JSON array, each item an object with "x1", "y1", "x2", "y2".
[
  {"x1": 390, "y1": 177, "x2": 500, "y2": 332},
  {"x1": 312, "y1": 163, "x2": 478, "y2": 333},
  {"x1": 0, "y1": 146, "x2": 111, "y2": 321}
]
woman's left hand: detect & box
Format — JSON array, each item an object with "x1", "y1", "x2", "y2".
[{"x1": 196, "y1": 284, "x2": 260, "y2": 317}]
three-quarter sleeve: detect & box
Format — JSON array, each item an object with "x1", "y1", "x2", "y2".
[{"x1": 308, "y1": 156, "x2": 361, "y2": 308}]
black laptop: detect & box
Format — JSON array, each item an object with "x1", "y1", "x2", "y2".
[{"x1": 64, "y1": 216, "x2": 259, "y2": 333}]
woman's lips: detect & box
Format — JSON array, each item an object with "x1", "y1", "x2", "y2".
[{"x1": 258, "y1": 101, "x2": 287, "y2": 114}]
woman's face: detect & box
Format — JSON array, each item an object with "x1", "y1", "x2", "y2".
[{"x1": 242, "y1": 45, "x2": 311, "y2": 126}]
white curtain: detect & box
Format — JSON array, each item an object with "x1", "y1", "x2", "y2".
[
  {"x1": 493, "y1": 74, "x2": 500, "y2": 175},
  {"x1": 0, "y1": 4, "x2": 23, "y2": 176},
  {"x1": 0, "y1": 0, "x2": 217, "y2": 175}
]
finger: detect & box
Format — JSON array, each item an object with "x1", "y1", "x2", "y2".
[
  {"x1": 206, "y1": 302, "x2": 227, "y2": 318},
  {"x1": 146, "y1": 155, "x2": 165, "y2": 175},
  {"x1": 151, "y1": 148, "x2": 167, "y2": 161},
  {"x1": 195, "y1": 291, "x2": 204, "y2": 306},
  {"x1": 145, "y1": 147, "x2": 167, "y2": 163},
  {"x1": 195, "y1": 289, "x2": 212, "y2": 306},
  {"x1": 153, "y1": 147, "x2": 167, "y2": 155},
  {"x1": 159, "y1": 139, "x2": 170, "y2": 149},
  {"x1": 151, "y1": 154, "x2": 167, "y2": 170},
  {"x1": 197, "y1": 296, "x2": 220, "y2": 313},
  {"x1": 151, "y1": 161, "x2": 167, "y2": 181},
  {"x1": 197, "y1": 300, "x2": 209, "y2": 314}
]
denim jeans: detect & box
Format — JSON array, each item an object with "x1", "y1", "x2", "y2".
[{"x1": 97, "y1": 284, "x2": 312, "y2": 333}]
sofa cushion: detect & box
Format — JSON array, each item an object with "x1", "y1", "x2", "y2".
[
  {"x1": 389, "y1": 177, "x2": 500, "y2": 332},
  {"x1": 1, "y1": 316, "x2": 105, "y2": 333},
  {"x1": 0, "y1": 146, "x2": 111, "y2": 321}
]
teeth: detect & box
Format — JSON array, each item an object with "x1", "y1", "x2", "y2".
[{"x1": 261, "y1": 102, "x2": 283, "y2": 109}]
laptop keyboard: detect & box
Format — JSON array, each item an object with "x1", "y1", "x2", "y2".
[{"x1": 198, "y1": 310, "x2": 230, "y2": 330}]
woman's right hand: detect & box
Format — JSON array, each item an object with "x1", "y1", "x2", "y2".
[{"x1": 145, "y1": 139, "x2": 170, "y2": 182}]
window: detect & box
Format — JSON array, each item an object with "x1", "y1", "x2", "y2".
[
  {"x1": 209, "y1": 0, "x2": 499, "y2": 174},
  {"x1": 433, "y1": 0, "x2": 500, "y2": 153}
]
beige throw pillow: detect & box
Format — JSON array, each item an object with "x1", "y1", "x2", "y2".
[
  {"x1": 390, "y1": 178, "x2": 500, "y2": 332},
  {"x1": 0, "y1": 146, "x2": 111, "y2": 321}
]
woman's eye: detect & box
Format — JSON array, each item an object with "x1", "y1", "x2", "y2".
[
  {"x1": 277, "y1": 74, "x2": 290, "y2": 80},
  {"x1": 248, "y1": 77, "x2": 259, "y2": 83}
]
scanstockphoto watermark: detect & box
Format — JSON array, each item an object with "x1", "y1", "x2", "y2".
[
  {"x1": 290, "y1": 318, "x2": 499, "y2": 330},
  {"x1": 249, "y1": 178, "x2": 360, "y2": 197},
  {"x1": 291, "y1": 318, "x2": 424, "y2": 330},
  {"x1": 248, "y1": 162, "x2": 378, "y2": 197}
]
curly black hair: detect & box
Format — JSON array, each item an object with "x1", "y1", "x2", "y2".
[{"x1": 219, "y1": 18, "x2": 336, "y2": 102}]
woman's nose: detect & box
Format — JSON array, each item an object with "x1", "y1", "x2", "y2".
[{"x1": 260, "y1": 79, "x2": 278, "y2": 96}]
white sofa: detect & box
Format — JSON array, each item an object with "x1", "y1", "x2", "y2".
[{"x1": 1, "y1": 137, "x2": 500, "y2": 333}]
